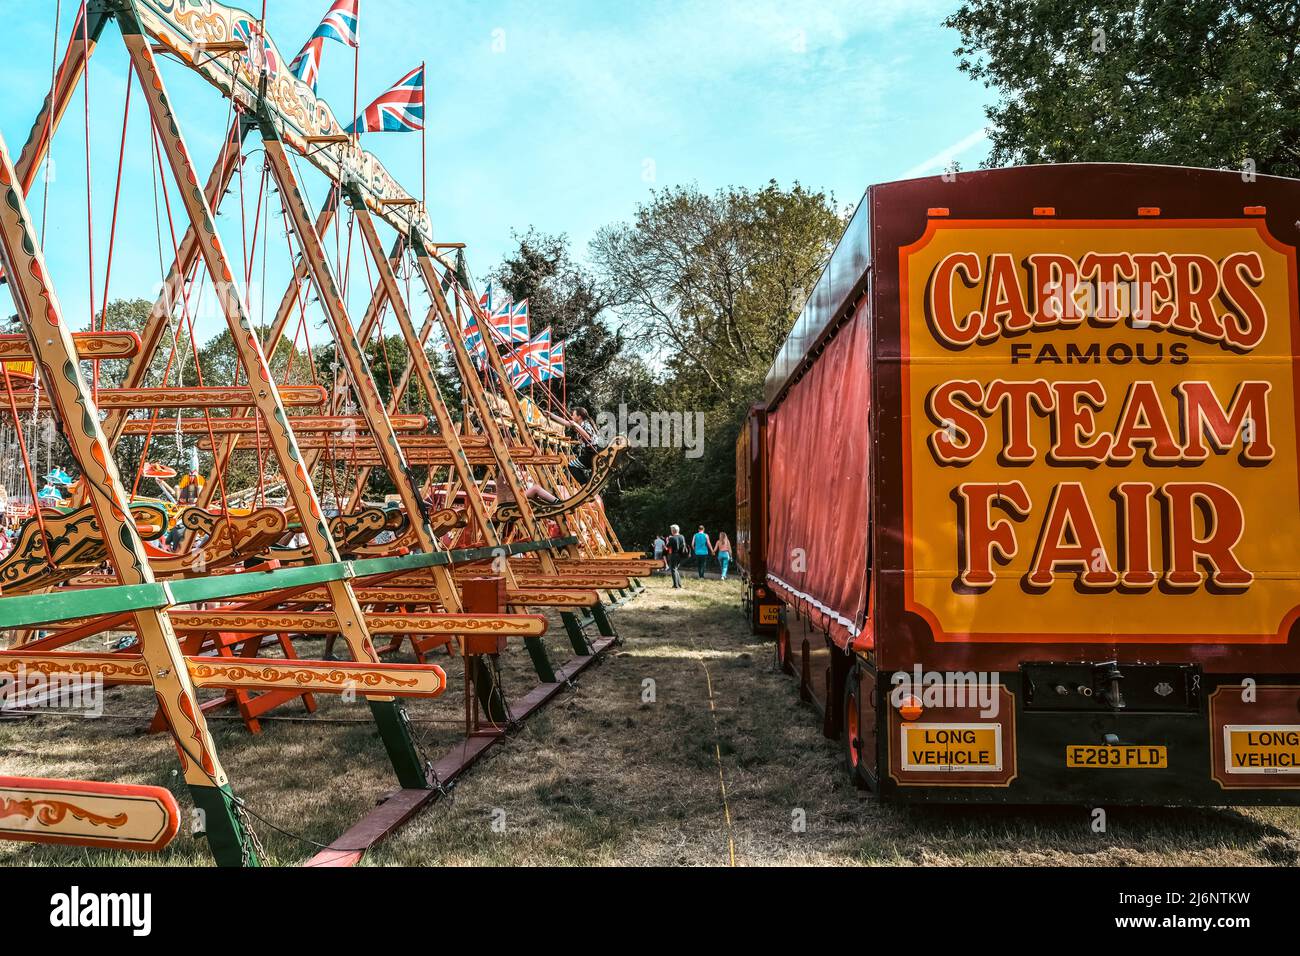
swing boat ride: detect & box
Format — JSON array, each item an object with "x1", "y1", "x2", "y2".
[{"x1": 0, "y1": 0, "x2": 652, "y2": 866}]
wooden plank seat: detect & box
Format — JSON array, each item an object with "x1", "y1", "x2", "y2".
[
  {"x1": 119, "y1": 413, "x2": 429, "y2": 436},
  {"x1": 457, "y1": 571, "x2": 632, "y2": 590},
  {"x1": 1, "y1": 384, "x2": 327, "y2": 410},
  {"x1": 230, "y1": 585, "x2": 598, "y2": 610},
  {"x1": 0, "y1": 503, "x2": 169, "y2": 597},
  {"x1": 0, "y1": 649, "x2": 446, "y2": 711},
  {"x1": 0, "y1": 775, "x2": 179, "y2": 852},
  {"x1": 205, "y1": 437, "x2": 566, "y2": 467},
  {"x1": 513, "y1": 557, "x2": 660, "y2": 575},
  {"x1": 0, "y1": 330, "x2": 141, "y2": 361}
]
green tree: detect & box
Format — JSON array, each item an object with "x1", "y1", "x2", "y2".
[
  {"x1": 589, "y1": 181, "x2": 844, "y2": 545},
  {"x1": 947, "y1": 0, "x2": 1300, "y2": 175},
  {"x1": 592, "y1": 181, "x2": 844, "y2": 404}
]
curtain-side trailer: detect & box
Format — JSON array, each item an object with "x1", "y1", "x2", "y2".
[{"x1": 743, "y1": 164, "x2": 1300, "y2": 804}]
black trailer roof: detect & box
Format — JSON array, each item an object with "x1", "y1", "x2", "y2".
[{"x1": 762, "y1": 188, "x2": 871, "y2": 407}]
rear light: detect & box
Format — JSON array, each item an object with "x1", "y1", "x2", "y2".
[
  {"x1": 755, "y1": 587, "x2": 766, "y2": 598},
  {"x1": 897, "y1": 695, "x2": 923, "y2": 721}
]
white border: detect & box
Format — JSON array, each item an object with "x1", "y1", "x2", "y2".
[
  {"x1": 1223, "y1": 724, "x2": 1300, "y2": 775},
  {"x1": 900, "y1": 722, "x2": 1003, "y2": 772}
]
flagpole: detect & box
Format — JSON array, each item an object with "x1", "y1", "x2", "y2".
[
  {"x1": 420, "y1": 59, "x2": 427, "y2": 208},
  {"x1": 352, "y1": 2, "x2": 361, "y2": 146}
]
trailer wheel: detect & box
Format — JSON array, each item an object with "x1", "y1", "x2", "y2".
[
  {"x1": 842, "y1": 673, "x2": 867, "y2": 787},
  {"x1": 776, "y1": 621, "x2": 794, "y2": 675}
]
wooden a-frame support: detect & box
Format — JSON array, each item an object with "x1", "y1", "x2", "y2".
[
  {"x1": 0, "y1": 125, "x2": 258, "y2": 867},
  {"x1": 112, "y1": 1, "x2": 430, "y2": 790}
]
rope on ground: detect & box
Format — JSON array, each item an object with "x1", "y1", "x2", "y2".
[{"x1": 687, "y1": 633, "x2": 738, "y2": 867}]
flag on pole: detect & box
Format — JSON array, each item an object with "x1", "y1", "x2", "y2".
[
  {"x1": 510, "y1": 299, "x2": 530, "y2": 343},
  {"x1": 346, "y1": 65, "x2": 425, "y2": 134},
  {"x1": 462, "y1": 315, "x2": 487, "y2": 363},
  {"x1": 491, "y1": 300, "x2": 514, "y2": 342},
  {"x1": 478, "y1": 282, "x2": 493, "y2": 312},
  {"x1": 524, "y1": 327, "x2": 552, "y2": 368},
  {"x1": 288, "y1": 0, "x2": 360, "y2": 92},
  {"x1": 312, "y1": 0, "x2": 361, "y2": 45},
  {"x1": 288, "y1": 37, "x2": 325, "y2": 90},
  {"x1": 548, "y1": 341, "x2": 566, "y2": 379}
]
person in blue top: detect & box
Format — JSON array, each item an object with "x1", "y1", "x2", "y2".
[{"x1": 692, "y1": 525, "x2": 713, "y2": 578}]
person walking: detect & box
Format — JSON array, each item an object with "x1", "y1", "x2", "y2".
[
  {"x1": 652, "y1": 533, "x2": 666, "y2": 572},
  {"x1": 666, "y1": 524, "x2": 688, "y2": 588},
  {"x1": 692, "y1": 525, "x2": 713, "y2": 579},
  {"x1": 714, "y1": 531, "x2": 733, "y2": 581}
]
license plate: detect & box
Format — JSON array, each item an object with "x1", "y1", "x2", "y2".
[
  {"x1": 1066, "y1": 745, "x2": 1167, "y2": 768},
  {"x1": 1224, "y1": 725, "x2": 1300, "y2": 774},
  {"x1": 758, "y1": 604, "x2": 779, "y2": 626},
  {"x1": 901, "y1": 723, "x2": 1002, "y2": 772}
]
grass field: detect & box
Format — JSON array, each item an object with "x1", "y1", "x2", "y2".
[{"x1": 3, "y1": 574, "x2": 1298, "y2": 866}]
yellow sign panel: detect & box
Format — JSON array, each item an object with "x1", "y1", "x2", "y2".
[
  {"x1": 1224, "y1": 725, "x2": 1300, "y2": 774},
  {"x1": 900, "y1": 723, "x2": 1002, "y2": 772},
  {"x1": 758, "y1": 604, "x2": 780, "y2": 626},
  {"x1": 1065, "y1": 745, "x2": 1168, "y2": 769},
  {"x1": 899, "y1": 219, "x2": 1300, "y2": 643}
]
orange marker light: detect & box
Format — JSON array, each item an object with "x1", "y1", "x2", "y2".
[
  {"x1": 898, "y1": 695, "x2": 923, "y2": 721},
  {"x1": 1137, "y1": 206, "x2": 1161, "y2": 217},
  {"x1": 927, "y1": 207, "x2": 950, "y2": 218}
]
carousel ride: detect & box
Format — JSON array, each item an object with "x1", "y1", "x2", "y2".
[{"x1": 0, "y1": 0, "x2": 651, "y2": 866}]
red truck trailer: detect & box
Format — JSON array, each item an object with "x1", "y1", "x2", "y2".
[{"x1": 738, "y1": 163, "x2": 1300, "y2": 804}]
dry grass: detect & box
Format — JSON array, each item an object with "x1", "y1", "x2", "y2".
[{"x1": 3, "y1": 574, "x2": 1299, "y2": 866}]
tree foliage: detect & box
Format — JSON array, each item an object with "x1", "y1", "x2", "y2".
[
  {"x1": 947, "y1": 0, "x2": 1300, "y2": 175},
  {"x1": 592, "y1": 181, "x2": 843, "y2": 404},
  {"x1": 588, "y1": 182, "x2": 845, "y2": 546}
]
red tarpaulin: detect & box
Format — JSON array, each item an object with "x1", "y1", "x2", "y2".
[{"x1": 764, "y1": 299, "x2": 871, "y2": 648}]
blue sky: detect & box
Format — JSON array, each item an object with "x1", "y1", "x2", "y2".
[{"x1": 0, "y1": 0, "x2": 994, "y2": 348}]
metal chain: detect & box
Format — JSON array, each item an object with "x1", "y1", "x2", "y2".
[{"x1": 233, "y1": 800, "x2": 268, "y2": 865}]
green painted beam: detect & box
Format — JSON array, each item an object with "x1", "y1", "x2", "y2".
[
  {"x1": 168, "y1": 561, "x2": 355, "y2": 604},
  {"x1": 0, "y1": 535, "x2": 584, "y2": 630},
  {"x1": 0, "y1": 582, "x2": 172, "y2": 629}
]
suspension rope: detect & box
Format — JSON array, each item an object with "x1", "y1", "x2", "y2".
[
  {"x1": 1, "y1": 362, "x2": 54, "y2": 569},
  {"x1": 149, "y1": 124, "x2": 232, "y2": 530},
  {"x1": 39, "y1": 0, "x2": 65, "y2": 240},
  {"x1": 81, "y1": 6, "x2": 96, "y2": 369},
  {"x1": 95, "y1": 60, "x2": 134, "y2": 398}
]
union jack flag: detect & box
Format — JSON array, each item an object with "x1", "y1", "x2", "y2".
[
  {"x1": 510, "y1": 299, "x2": 531, "y2": 343},
  {"x1": 288, "y1": 37, "x2": 325, "y2": 91},
  {"x1": 312, "y1": 0, "x2": 360, "y2": 46},
  {"x1": 502, "y1": 352, "x2": 523, "y2": 379},
  {"x1": 547, "y1": 341, "x2": 566, "y2": 379},
  {"x1": 347, "y1": 65, "x2": 425, "y2": 134},
  {"x1": 288, "y1": 0, "x2": 359, "y2": 92},
  {"x1": 478, "y1": 283, "x2": 493, "y2": 312},
  {"x1": 524, "y1": 327, "x2": 552, "y2": 369},
  {"x1": 491, "y1": 300, "x2": 514, "y2": 342},
  {"x1": 462, "y1": 314, "x2": 486, "y2": 358}
]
